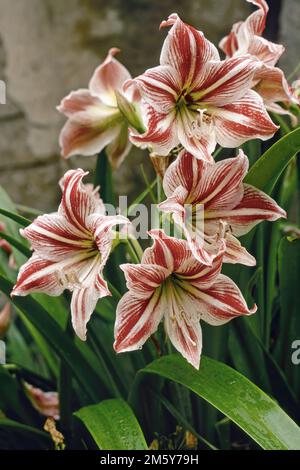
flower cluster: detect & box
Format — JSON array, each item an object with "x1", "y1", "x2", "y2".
[{"x1": 12, "y1": 0, "x2": 296, "y2": 369}]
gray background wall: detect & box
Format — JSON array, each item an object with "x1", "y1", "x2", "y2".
[{"x1": 0, "y1": 0, "x2": 298, "y2": 211}]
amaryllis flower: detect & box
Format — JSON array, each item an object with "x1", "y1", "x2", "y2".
[
  {"x1": 114, "y1": 230, "x2": 256, "y2": 369},
  {"x1": 219, "y1": 0, "x2": 297, "y2": 124},
  {"x1": 57, "y1": 48, "x2": 143, "y2": 169},
  {"x1": 126, "y1": 13, "x2": 277, "y2": 161},
  {"x1": 158, "y1": 150, "x2": 286, "y2": 266},
  {"x1": 24, "y1": 383, "x2": 60, "y2": 421},
  {"x1": 11, "y1": 169, "x2": 129, "y2": 340}
]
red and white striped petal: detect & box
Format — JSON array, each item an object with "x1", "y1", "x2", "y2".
[
  {"x1": 244, "y1": 0, "x2": 268, "y2": 36},
  {"x1": 177, "y1": 107, "x2": 216, "y2": 161},
  {"x1": 182, "y1": 273, "x2": 256, "y2": 326},
  {"x1": 175, "y1": 249, "x2": 224, "y2": 289},
  {"x1": 221, "y1": 183, "x2": 287, "y2": 236},
  {"x1": 160, "y1": 13, "x2": 219, "y2": 87},
  {"x1": 120, "y1": 263, "x2": 170, "y2": 299},
  {"x1": 159, "y1": 191, "x2": 224, "y2": 266},
  {"x1": 255, "y1": 65, "x2": 296, "y2": 105},
  {"x1": 219, "y1": 23, "x2": 243, "y2": 58},
  {"x1": 163, "y1": 150, "x2": 248, "y2": 209},
  {"x1": 223, "y1": 232, "x2": 256, "y2": 266},
  {"x1": 114, "y1": 288, "x2": 166, "y2": 353},
  {"x1": 198, "y1": 151, "x2": 248, "y2": 210},
  {"x1": 58, "y1": 113, "x2": 121, "y2": 159},
  {"x1": 71, "y1": 286, "x2": 102, "y2": 341},
  {"x1": 11, "y1": 253, "x2": 93, "y2": 297},
  {"x1": 132, "y1": 65, "x2": 180, "y2": 113},
  {"x1": 57, "y1": 89, "x2": 106, "y2": 120},
  {"x1": 214, "y1": 90, "x2": 278, "y2": 147},
  {"x1": 59, "y1": 169, "x2": 105, "y2": 232},
  {"x1": 190, "y1": 57, "x2": 259, "y2": 106},
  {"x1": 162, "y1": 150, "x2": 204, "y2": 198},
  {"x1": 219, "y1": 1, "x2": 283, "y2": 68},
  {"x1": 158, "y1": 185, "x2": 188, "y2": 215},
  {"x1": 21, "y1": 214, "x2": 91, "y2": 262},
  {"x1": 89, "y1": 48, "x2": 131, "y2": 107},
  {"x1": 164, "y1": 283, "x2": 202, "y2": 369},
  {"x1": 265, "y1": 102, "x2": 298, "y2": 128},
  {"x1": 248, "y1": 36, "x2": 284, "y2": 67},
  {"x1": 143, "y1": 230, "x2": 195, "y2": 272},
  {"x1": 130, "y1": 105, "x2": 178, "y2": 156}
]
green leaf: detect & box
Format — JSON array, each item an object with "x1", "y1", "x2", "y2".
[
  {"x1": 94, "y1": 150, "x2": 115, "y2": 206},
  {"x1": 157, "y1": 393, "x2": 217, "y2": 450},
  {"x1": 0, "y1": 418, "x2": 52, "y2": 447},
  {"x1": 130, "y1": 354, "x2": 300, "y2": 450},
  {"x1": 0, "y1": 207, "x2": 31, "y2": 228},
  {"x1": 74, "y1": 399, "x2": 148, "y2": 450},
  {"x1": 277, "y1": 237, "x2": 300, "y2": 394},
  {"x1": 244, "y1": 127, "x2": 300, "y2": 193},
  {"x1": 0, "y1": 186, "x2": 29, "y2": 267},
  {"x1": 0, "y1": 274, "x2": 108, "y2": 402}
]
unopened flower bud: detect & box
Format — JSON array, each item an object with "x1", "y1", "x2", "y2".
[
  {"x1": 150, "y1": 153, "x2": 170, "y2": 179},
  {"x1": 115, "y1": 90, "x2": 145, "y2": 133},
  {"x1": 0, "y1": 303, "x2": 11, "y2": 338}
]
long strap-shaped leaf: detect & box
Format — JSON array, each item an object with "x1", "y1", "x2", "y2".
[
  {"x1": 74, "y1": 399, "x2": 148, "y2": 450},
  {"x1": 130, "y1": 354, "x2": 300, "y2": 450},
  {"x1": 245, "y1": 127, "x2": 300, "y2": 193},
  {"x1": 0, "y1": 274, "x2": 108, "y2": 402}
]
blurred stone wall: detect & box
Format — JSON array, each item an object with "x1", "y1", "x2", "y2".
[{"x1": 0, "y1": 0, "x2": 298, "y2": 211}]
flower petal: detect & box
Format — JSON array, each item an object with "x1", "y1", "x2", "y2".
[
  {"x1": 143, "y1": 229, "x2": 192, "y2": 272},
  {"x1": 120, "y1": 263, "x2": 170, "y2": 299},
  {"x1": 177, "y1": 107, "x2": 216, "y2": 161},
  {"x1": 114, "y1": 288, "x2": 165, "y2": 353},
  {"x1": 59, "y1": 113, "x2": 121, "y2": 159},
  {"x1": 59, "y1": 169, "x2": 104, "y2": 231},
  {"x1": 162, "y1": 149, "x2": 204, "y2": 198},
  {"x1": 130, "y1": 65, "x2": 180, "y2": 113},
  {"x1": 183, "y1": 273, "x2": 257, "y2": 326},
  {"x1": 164, "y1": 281, "x2": 202, "y2": 368},
  {"x1": 175, "y1": 249, "x2": 224, "y2": 289},
  {"x1": 57, "y1": 89, "x2": 104, "y2": 119},
  {"x1": 89, "y1": 48, "x2": 131, "y2": 107},
  {"x1": 214, "y1": 90, "x2": 278, "y2": 147},
  {"x1": 221, "y1": 183, "x2": 287, "y2": 236},
  {"x1": 190, "y1": 57, "x2": 259, "y2": 106},
  {"x1": 21, "y1": 214, "x2": 92, "y2": 262},
  {"x1": 255, "y1": 65, "x2": 296, "y2": 105},
  {"x1": 130, "y1": 105, "x2": 178, "y2": 156},
  {"x1": 71, "y1": 286, "x2": 101, "y2": 341},
  {"x1": 223, "y1": 232, "x2": 256, "y2": 266},
  {"x1": 160, "y1": 13, "x2": 219, "y2": 87},
  {"x1": 247, "y1": 36, "x2": 284, "y2": 67},
  {"x1": 11, "y1": 254, "x2": 69, "y2": 297}
]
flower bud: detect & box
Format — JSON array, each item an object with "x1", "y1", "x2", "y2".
[
  {"x1": 0, "y1": 303, "x2": 11, "y2": 339},
  {"x1": 149, "y1": 152, "x2": 170, "y2": 179},
  {"x1": 115, "y1": 90, "x2": 145, "y2": 133}
]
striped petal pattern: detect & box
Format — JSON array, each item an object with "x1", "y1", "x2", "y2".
[
  {"x1": 114, "y1": 230, "x2": 255, "y2": 369},
  {"x1": 12, "y1": 168, "x2": 129, "y2": 341},
  {"x1": 219, "y1": 0, "x2": 296, "y2": 121},
  {"x1": 158, "y1": 150, "x2": 285, "y2": 266},
  {"x1": 130, "y1": 13, "x2": 277, "y2": 159},
  {"x1": 57, "y1": 48, "x2": 138, "y2": 169}
]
